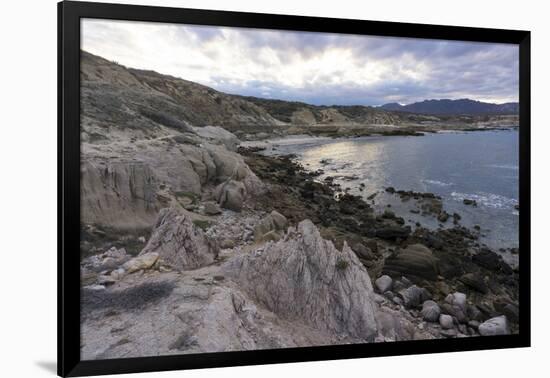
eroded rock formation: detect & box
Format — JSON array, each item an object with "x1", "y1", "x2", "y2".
[
  {"x1": 225, "y1": 219, "x2": 378, "y2": 341},
  {"x1": 140, "y1": 208, "x2": 219, "y2": 270}
]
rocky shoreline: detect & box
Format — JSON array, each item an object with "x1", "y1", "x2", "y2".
[
  {"x1": 239, "y1": 149, "x2": 519, "y2": 324},
  {"x1": 80, "y1": 139, "x2": 519, "y2": 359},
  {"x1": 236, "y1": 123, "x2": 518, "y2": 141},
  {"x1": 78, "y1": 51, "x2": 519, "y2": 359}
]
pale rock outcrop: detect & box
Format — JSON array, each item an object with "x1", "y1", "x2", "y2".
[
  {"x1": 376, "y1": 306, "x2": 417, "y2": 341},
  {"x1": 225, "y1": 219, "x2": 378, "y2": 341},
  {"x1": 215, "y1": 180, "x2": 246, "y2": 211},
  {"x1": 439, "y1": 314, "x2": 454, "y2": 329},
  {"x1": 140, "y1": 208, "x2": 219, "y2": 270},
  {"x1": 375, "y1": 275, "x2": 393, "y2": 293},
  {"x1": 290, "y1": 108, "x2": 317, "y2": 125},
  {"x1": 81, "y1": 160, "x2": 160, "y2": 229},
  {"x1": 192, "y1": 126, "x2": 240, "y2": 151},
  {"x1": 206, "y1": 144, "x2": 250, "y2": 182},
  {"x1": 478, "y1": 316, "x2": 510, "y2": 336},
  {"x1": 81, "y1": 271, "x2": 353, "y2": 360},
  {"x1": 122, "y1": 252, "x2": 159, "y2": 274},
  {"x1": 421, "y1": 300, "x2": 441, "y2": 322},
  {"x1": 253, "y1": 210, "x2": 288, "y2": 242},
  {"x1": 442, "y1": 292, "x2": 468, "y2": 323},
  {"x1": 81, "y1": 138, "x2": 264, "y2": 229},
  {"x1": 203, "y1": 201, "x2": 222, "y2": 215}
]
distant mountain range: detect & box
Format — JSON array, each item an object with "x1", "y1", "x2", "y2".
[{"x1": 380, "y1": 99, "x2": 519, "y2": 115}]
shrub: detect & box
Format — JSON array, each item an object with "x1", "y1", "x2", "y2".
[
  {"x1": 192, "y1": 219, "x2": 212, "y2": 231},
  {"x1": 336, "y1": 258, "x2": 349, "y2": 271}
]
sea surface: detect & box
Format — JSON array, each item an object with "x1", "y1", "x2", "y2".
[{"x1": 249, "y1": 129, "x2": 519, "y2": 261}]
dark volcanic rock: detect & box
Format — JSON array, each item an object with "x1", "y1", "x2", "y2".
[
  {"x1": 352, "y1": 243, "x2": 376, "y2": 261},
  {"x1": 375, "y1": 225, "x2": 411, "y2": 240},
  {"x1": 437, "y1": 211, "x2": 449, "y2": 222},
  {"x1": 459, "y1": 273, "x2": 489, "y2": 294},
  {"x1": 463, "y1": 198, "x2": 477, "y2": 206},
  {"x1": 472, "y1": 249, "x2": 513, "y2": 274},
  {"x1": 383, "y1": 244, "x2": 439, "y2": 281},
  {"x1": 494, "y1": 300, "x2": 519, "y2": 323}
]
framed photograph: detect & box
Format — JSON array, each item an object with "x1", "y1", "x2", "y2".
[{"x1": 58, "y1": 1, "x2": 531, "y2": 376}]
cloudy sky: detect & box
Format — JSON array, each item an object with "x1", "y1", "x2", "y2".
[{"x1": 81, "y1": 19, "x2": 519, "y2": 106}]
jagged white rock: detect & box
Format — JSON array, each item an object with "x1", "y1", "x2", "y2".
[
  {"x1": 478, "y1": 315, "x2": 510, "y2": 336},
  {"x1": 139, "y1": 208, "x2": 219, "y2": 270},
  {"x1": 224, "y1": 219, "x2": 378, "y2": 341}
]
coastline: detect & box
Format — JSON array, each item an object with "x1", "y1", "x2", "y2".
[
  {"x1": 242, "y1": 128, "x2": 519, "y2": 256},
  {"x1": 237, "y1": 123, "x2": 519, "y2": 142},
  {"x1": 80, "y1": 145, "x2": 520, "y2": 359},
  {"x1": 240, "y1": 148, "x2": 519, "y2": 330},
  {"x1": 76, "y1": 49, "x2": 521, "y2": 361}
]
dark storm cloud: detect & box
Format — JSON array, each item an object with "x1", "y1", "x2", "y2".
[{"x1": 82, "y1": 20, "x2": 519, "y2": 105}]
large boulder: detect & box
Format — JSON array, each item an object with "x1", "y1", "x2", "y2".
[
  {"x1": 441, "y1": 292, "x2": 468, "y2": 323},
  {"x1": 383, "y1": 244, "x2": 439, "y2": 281},
  {"x1": 397, "y1": 285, "x2": 431, "y2": 309},
  {"x1": 478, "y1": 316, "x2": 510, "y2": 336},
  {"x1": 375, "y1": 225, "x2": 411, "y2": 240},
  {"x1": 421, "y1": 300, "x2": 441, "y2": 322},
  {"x1": 254, "y1": 210, "x2": 288, "y2": 242},
  {"x1": 270, "y1": 210, "x2": 288, "y2": 230},
  {"x1": 459, "y1": 273, "x2": 488, "y2": 294},
  {"x1": 439, "y1": 314, "x2": 454, "y2": 329},
  {"x1": 376, "y1": 306, "x2": 419, "y2": 341},
  {"x1": 375, "y1": 275, "x2": 393, "y2": 293},
  {"x1": 203, "y1": 201, "x2": 222, "y2": 215},
  {"x1": 122, "y1": 252, "x2": 159, "y2": 274},
  {"x1": 225, "y1": 219, "x2": 378, "y2": 341},
  {"x1": 81, "y1": 134, "x2": 264, "y2": 230},
  {"x1": 353, "y1": 243, "x2": 376, "y2": 261},
  {"x1": 140, "y1": 208, "x2": 219, "y2": 270},
  {"x1": 472, "y1": 249, "x2": 513, "y2": 275},
  {"x1": 215, "y1": 180, "x2": 246, "y2": 211},
  {"x1": 80, "y1": 160, "x2": 161, "y2": 229},
  {"x1": 192, "y1": 126, "x2": 240, "y2": 151}
]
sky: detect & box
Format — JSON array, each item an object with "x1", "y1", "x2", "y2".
[{"x1": 81, "y1": 19, "x2": 519, "y2": 106}]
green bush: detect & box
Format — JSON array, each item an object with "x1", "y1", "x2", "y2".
[
  {"x1": 336, "y1": 258, "x2": 349, "y2": 270},
  {"x1": 192, "y1": 219, "x2": 212, "y2": 231}
]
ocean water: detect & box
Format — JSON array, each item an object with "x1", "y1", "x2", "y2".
[{"x1": 256, "y1": 129, "x2": 519, "y2": 255}]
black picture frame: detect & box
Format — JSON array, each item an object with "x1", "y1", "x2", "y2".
[{"x1": 58, "y1": 1, "x2": 531, "y2": 376}]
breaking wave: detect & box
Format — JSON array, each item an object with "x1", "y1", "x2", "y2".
[
  {"x1": 451, "y1": 191, "x2": 518, "y2": 210},
  {"x1": 422, "y1": 179, "x2": 453, "y2": 187},
  {"x1": 486, "y1": 164, "x2": 519, "y2": 171}
]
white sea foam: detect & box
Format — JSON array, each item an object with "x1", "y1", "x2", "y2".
[
  {"x1": 486, "y1": 164, "x2": 519, "y2": 170},
  {"x1": 422, "y1": 179, "x2": 453, "y2": 187},
  {"x1": 451, "y1": 191, "x2": 518, "y2": 210}
]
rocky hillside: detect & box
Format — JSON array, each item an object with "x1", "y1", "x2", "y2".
[
  {"x1": 81, "y1": 50, "x2": 408, "y2": 133},
  {"x1": 81, "y1": 51, "x2": 283, "y2": 135},
  {"x1": 80, "y1": 51, "x2": 271, "y2": 234},
  {"x1": 82, "y1": 51, "x2": 517, "y2": 139}
]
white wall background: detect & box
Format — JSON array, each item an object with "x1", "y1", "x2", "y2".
[{"x1": 0, "y1": 0, "x2": 547, "y2": 376}]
